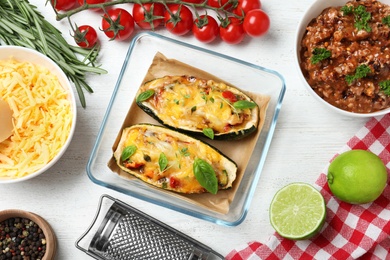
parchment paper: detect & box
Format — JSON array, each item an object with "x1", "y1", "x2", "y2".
[{"x1": 107, "y1": 52, "x2": 270, "y2": 214}]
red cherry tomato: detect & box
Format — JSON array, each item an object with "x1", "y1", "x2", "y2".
[
  {"x1": 207, "y1": 0, "x2": 232, "y2": 10},
  {"x1": 164, "y1": 4, "x2": 193, "y2": 36},
  {"x1": 170, "y1": 177, "x2": 180, "y2": 189},
  {"x1": 74, "y1": 25, "x2": 98, "y2": 49},
  {"x1": 132, "y1": 3, "x2": 165, "y2": 30},
  {"x1": 233, "y1": 0, "x2": 261, "y2": 16},
  {"x1": 243, "y1": 9, "x2": 270, "y2": 37},
  {"x1": 219, "y1": 17, "x2": 245, "y2": 45},
  {"x1": 192, "y1": 15, "x2": 219, "y2": 43},
  {"x1": 51, "y1": 0, "x2": 76, "y2": 11},
  {"x1": 102, "y1": 8, "x2": 135, "y2": 41},
  {"x1": 222, "y1": 90, "x2": 238, "y2": 102},
  {"x1": 182, "y1": 0, "x2": 204, "y2": 3},
  {"x1": 77, "y1": 0, "x2": 106, "y2": 5}
]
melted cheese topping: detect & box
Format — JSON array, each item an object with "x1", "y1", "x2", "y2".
[
  {"x1": 140, "y1": 76, "x2": 255, "y2": 134},
  {"x1": 0, "y1": 59, "x2": 72, "y2": 179},
  {"x1": 118, "y1": 125, "x2": 233, "y2": 193}
]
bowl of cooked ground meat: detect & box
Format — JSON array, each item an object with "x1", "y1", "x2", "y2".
[{"x1": 295, "y1": 0, "x2": 390, "y2": 117}]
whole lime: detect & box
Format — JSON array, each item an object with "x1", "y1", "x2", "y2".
[{"x1": 327, "y1": 149, "x2": 388, "y2": 204}]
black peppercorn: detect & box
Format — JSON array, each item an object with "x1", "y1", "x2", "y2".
[{"x1": 0, "y1": 218, "x2": 46, "y2": 259}]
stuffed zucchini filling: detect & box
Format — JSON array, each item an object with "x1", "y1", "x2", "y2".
[
  {"x1": 136, "y1": 75, "x2": 259, "y2": 140},
  {"x1": 113, "y1": 124, "x2": 237, "y2": 194}
]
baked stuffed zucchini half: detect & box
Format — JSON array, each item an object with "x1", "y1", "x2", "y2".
[
  {"x1": 113, "y1": 124, "x2": 237, "y2": 194},
  {"x1": 136, "y1": 75, "x2": 259, "y2": 140}
]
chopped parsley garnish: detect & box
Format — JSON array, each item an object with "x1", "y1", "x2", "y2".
[
  {"x1": 382, "y1": 15, "x2": 390, "y2": 27},
  {"x1": 341, "y1": 5, "x2": 353, "y2": 15},
  {"x1": 341, "y1": 4, "x2": 371, "y2": 32},
  {"x1": 354, "y1": 5, "x2": 371, "y2": 31},
  {"x1": 345, "y1": 64, "x2": 371, "y2": 85},
  {"x1": 310, "y1": 48, "x2": 331, "y2": 64},
  {"x1": 379, "y1": 80, "x2": 390, "y2": 95}
]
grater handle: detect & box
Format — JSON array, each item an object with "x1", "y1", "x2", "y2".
[
  {"x1": 89, "y1": 203, "x2": 125, "y2": 254},
  {"x1": 75, "y1": 194, "x2": 113, "y2": 260}
]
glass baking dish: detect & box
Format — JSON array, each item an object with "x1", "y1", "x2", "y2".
[{"x1": 86, "y1": 32, "x2": 286, "y2": 226}]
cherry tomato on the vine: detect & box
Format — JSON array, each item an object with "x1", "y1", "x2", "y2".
[
  {"x1": 164, "y1": 4, "x2": 193, "y2": 36},
  {"x1": 243, "y1": 9, "x2": 270, "y2": 37},
  {"x1": 102, "y1": 8, "x2": 135, "y2": 41},
  {"x1": 219, "y1": 17, "x2": 245, "y2": 45},
  {"x1": 182, "y1": 0, "x2": 204, "y2": 3},
  {"x1": 207, "y1": 0, "x2": 232, "y2": 10},
  {"x1": 192, "y1": 15, "x2": 219, "y2": 43},
  {"x1": 132, "y1": 3, "x2": 165, "y2": 30},
  {"x1": 233, "y1": 0, "x2": 261, "y2": 16},
  {"x1": 77, "y1": 0, "x2": 106, "y2": 5},
  {"x1": 51, "y1": 0, "x2": 76, "y2": 11},
  {"x1": 74, "y1": 25, "x2": 98, "y2": 49}
]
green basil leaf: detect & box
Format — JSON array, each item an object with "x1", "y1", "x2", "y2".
[
  {"x1": 159, "y1": 153, "x2": 168, "y2": 171},
  {"x1": 121, "y1": 145, "x2": 137, "y2": 161},
  {"x1": 193, "y1": 158, "x2": 218, "y2": 194},
  {"x1": 203, "y1": 128, "x2": 214, "y2": 139},
  {"x1": 136, "y1": 89, "x2": 155, "y2": 102},
  {"x1": 233, "y1": 100, "x2": 257, "y2": 109}
]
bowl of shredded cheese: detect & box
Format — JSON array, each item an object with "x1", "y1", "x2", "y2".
[{"x1": 0, "y1": 46, "x2": 76, "y2": 183}]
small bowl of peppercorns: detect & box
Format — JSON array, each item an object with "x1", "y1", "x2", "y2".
[{"x1": 0, "y1": 209, "x2": 56, "y2": 260}]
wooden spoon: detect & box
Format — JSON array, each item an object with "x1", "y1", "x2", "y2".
[{"x1": 0, "y1": 97, "x2": 13, "y2": 142}]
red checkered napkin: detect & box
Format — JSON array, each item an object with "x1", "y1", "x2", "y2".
[{"x1": 226, "y1": 114, "x2": 390, "y2": 260}]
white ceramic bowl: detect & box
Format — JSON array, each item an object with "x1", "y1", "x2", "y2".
[
  {"x1": 294, "y1": 0, "x2": 390, "y2": 117},
  {"x1": 0, "y1": 46, "x2": 77, "y2": 183}
]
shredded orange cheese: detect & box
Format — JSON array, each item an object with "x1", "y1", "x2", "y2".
[{"x1": 0, "y1": 59, "x2": 72, "y2": 179}]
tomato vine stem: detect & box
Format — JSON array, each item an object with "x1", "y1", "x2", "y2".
[{"x1": 55, "y1": 0, "x2": 240, "y2": 21}]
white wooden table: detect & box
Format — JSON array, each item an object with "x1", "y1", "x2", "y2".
[{"x1": 1, "y1": 0, "x2": 368, "y2": 258}]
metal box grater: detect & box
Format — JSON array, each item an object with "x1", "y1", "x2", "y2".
[{"x1": 75, "y1": 195, "x2": 224, "y2": 260}]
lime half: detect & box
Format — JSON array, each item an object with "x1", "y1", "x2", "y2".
[{"x1": 269, "y1": 182, "x2": 326, "y2": 240}]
